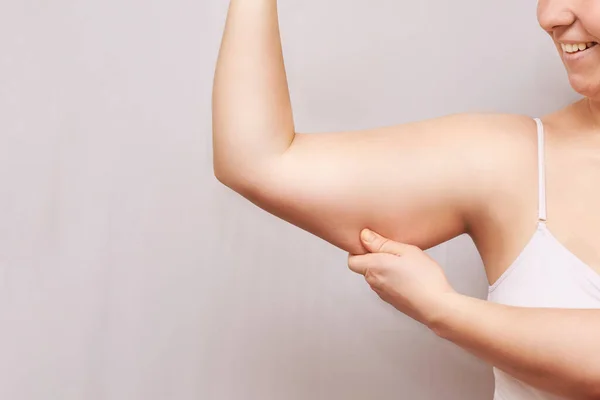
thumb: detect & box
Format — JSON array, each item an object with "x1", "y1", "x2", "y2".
[{"x1": 360, "y1": 229, "x2": 413, "y2": 256}]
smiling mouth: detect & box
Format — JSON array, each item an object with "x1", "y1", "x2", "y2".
[{"x1": 561, "y1": 42, "x2": 597, "y2": 54}]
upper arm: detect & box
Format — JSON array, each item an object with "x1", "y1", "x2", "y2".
[{"x1": 221, "y1": 113, "x2": 530, "y2": 255}]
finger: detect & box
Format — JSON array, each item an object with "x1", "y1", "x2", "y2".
[
  {"x1": 360, "y1": 229, "x2": 414, "y2": 256},
  {"x1": 347, "y1": 253, "x2": 396, "y2": 275},
  {"x1": 347, "y1": 254, "x2": 369, "y2": 275}
]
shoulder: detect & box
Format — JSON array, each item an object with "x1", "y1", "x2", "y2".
[
  {"x1": 436, "y1": 113, "x2": 541, "y2": 229},
  {"x1": 432, "y1": 112, "x2": 537, "y2": 140},
  {"x1": 400, "y1": 112, "x2": 538, "y2": 154},
  {"x1": 439, "y1": 112, "x2": 538, "y2": 161},
  {"x1": 410, "y1": 112, "x2": 538, "y2": 176}
]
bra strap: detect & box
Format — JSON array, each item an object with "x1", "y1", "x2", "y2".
[{"x1": 534, "y1": 118, "x2": 547, "y2": 222}]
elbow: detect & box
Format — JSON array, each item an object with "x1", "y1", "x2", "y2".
[
  {"x1": 213, "y1": 161, "x2": 232, "y2": 187},
  {"x1": 212, "y1": 146, "x2": 244, "y2": 190},
  {"x1": 212, "y1": 147, "x2": 263, "y2": 193},
  {"x1": 213, "y1": 162, "x2": 247, "y2": 194},
  {"x1": 212, "y1": 135, "x2": 240, "y2": 189},
  {"x1": 212, "y1": 157, "x2": 271, "y2": 200},
  {"x1": 213, "y1": 143, "x2": 283, "y2": 197}
]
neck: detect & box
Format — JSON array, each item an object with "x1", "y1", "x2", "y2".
[{"x1": 582, "y1": 98, "x2": 600, "y2": 129}]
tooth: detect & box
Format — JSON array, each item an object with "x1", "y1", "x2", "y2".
[
  {"x1": 561, "y1": 43, "x2": 567, "y2": 51},
  {"x1": 566, "y1": 44, "x2": 573, "y2": 52},
  {"x1": 579, "y1": 43, "x2": 586, "y2": 51}
]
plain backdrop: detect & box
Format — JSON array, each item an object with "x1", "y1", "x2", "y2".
[{"x1": 0, "y1": 1, "x2": 579, "y2": 399}]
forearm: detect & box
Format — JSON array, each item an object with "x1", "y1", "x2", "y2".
[
  {"x1": 212, "y1": 0, "x2": 295, "y2": 184},
  {"x1": 431, "y1": 294, "x2": 600, "y2": 400}
]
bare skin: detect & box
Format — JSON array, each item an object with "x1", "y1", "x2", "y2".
[
  {"x1": 212, "y1": 1, "x2": 600, "y2": 396},
  {"x1": 349, "y1": 229, "x2": 600, "y2": 399},
  {"x1": 212, "y1": 0, "x2": 600, "y2": 287}
]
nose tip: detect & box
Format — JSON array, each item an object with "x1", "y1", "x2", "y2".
[{"x1": 538, "y1": 7, "x2": 576, "y2": 32}]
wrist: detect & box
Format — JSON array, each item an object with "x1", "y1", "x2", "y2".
[{"x1": 426, "y1": 292, "x2": 468, "y2": 338}]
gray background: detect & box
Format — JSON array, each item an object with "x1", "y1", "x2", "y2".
[{"x1": 0, "y1": 1, "x2": 579, "y2": 399}]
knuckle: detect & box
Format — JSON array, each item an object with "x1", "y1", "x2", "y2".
[
  {"x1": 365, "y1": 269, "x2": 382, "y2": 286},
  {"x1": 376, "y1": 239, "x2": 391, "y2": 253},
  {"x1": 347, "y1": 255, "x2": 354, "y2": 268},
  {"x1": 347, "y1": 255, "x2": 360, "y2": 268},
  {"x1": 348, "y1": 255, "x2": 367, "y2": 273}
]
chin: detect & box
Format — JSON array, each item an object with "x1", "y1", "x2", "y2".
[{"x1": 568, "y1": 74, "x2": 600, "y2": 100}]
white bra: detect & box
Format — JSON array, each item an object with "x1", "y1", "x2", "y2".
[{"x1": 487, "y1": 118, "x2": 600, "y2": 400}]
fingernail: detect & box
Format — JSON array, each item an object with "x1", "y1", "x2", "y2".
[{"x1": 361, "y1": 229, "x2": 375, "y2": 243}]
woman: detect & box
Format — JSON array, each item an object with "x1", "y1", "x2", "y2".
[{"x1": 211, "y1": 1, "x2": 600, "y2": 399}]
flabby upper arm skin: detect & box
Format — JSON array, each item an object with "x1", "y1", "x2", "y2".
[{"x1": 223, "y1": 113, "x2": 532, "y2": 255}]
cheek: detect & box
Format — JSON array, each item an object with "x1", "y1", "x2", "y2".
[{"x1": 580, "y1": 5, "x2": 600, "y2": 38}]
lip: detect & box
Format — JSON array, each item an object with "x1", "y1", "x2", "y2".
[{"x1": 562, "y1": 43, "x2": 598, "y2": 62}]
